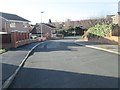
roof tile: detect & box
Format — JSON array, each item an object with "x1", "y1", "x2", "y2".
[{"x1": 0, "y1": 12, "x2": 30, "y2": 22}]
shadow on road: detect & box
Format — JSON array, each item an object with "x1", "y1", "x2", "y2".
[
  {"x1": 9, "y1": 42, "x2": 40, "y2": 52},
  {"x1": 2, "y1": 63, "x2": 18, "y2": 84},
  {"x1": 31, "y1": 40, "x2": 83, "y2": 53},
  {"x1": 4, "y1": 63, "x2": 118, "y2": 88}
]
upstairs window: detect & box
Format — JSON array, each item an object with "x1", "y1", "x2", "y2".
[
  {"x1": 23, "y1": 23, "x2": 28, "y2": 28},
  {"x1": 10, "y1": 22, "x2": 16, "y2": 28}
]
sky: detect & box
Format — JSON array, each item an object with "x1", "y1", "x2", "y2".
[{"x1": 0, "y1": 0, "x2": 119, "y2": 24}]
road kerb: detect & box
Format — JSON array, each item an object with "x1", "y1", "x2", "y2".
[
  {"x1": 75, "y1": 43, "x2": 120, "y2": 55},
  {"x1": 2, "y1": 41, "x2": 47, "y2": 90}
]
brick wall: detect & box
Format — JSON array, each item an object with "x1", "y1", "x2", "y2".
[
  {"x1": 83, "y1": 31, "x2": 120, "y2": 45},
  {"x1": 11, "y1": 31, "x2": 39, "y2": 48},
  {"x1": 2, "y1": 34, "x2": 11, "y2": 43},
  {"x1": 112, "y1": 24, "x2": 120, "y2": 36},
  {"x1": 1, "y1": 34, "x2": 12, "y2": 49}
]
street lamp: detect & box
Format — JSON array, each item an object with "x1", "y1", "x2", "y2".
[
  {"x1": 40, "y1": 11, "x2": 44, "y2": 39},
  {"x1": 74, "y1": 22, "x2": 76, "y2": 37}
]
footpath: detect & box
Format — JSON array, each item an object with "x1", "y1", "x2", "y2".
[
  {"x1": 75, "y1": 39, "x2": 120, "y2": 55},
  {"x1": 1, "y1": 41, "x2": 46, "y2": 89}
]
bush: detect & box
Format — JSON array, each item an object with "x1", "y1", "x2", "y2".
[
  {"x1": 31, "y1": 36, "x2": 38, "y2": 39},
  {"x1": 0, "y1": 49, "x2": 6, "y2": 54},
  {"x1": 87, "y1": 24, "x2": 112, "y2": 38}
]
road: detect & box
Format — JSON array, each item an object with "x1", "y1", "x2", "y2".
[
  {"x1": 2, "y1": 42, "x2": 40, "y2": 85},
  {"x1": 9, "y1": 37, "x2": 118, "y2": 88}
]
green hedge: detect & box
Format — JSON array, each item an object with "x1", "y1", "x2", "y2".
[{"x1": 87, "y1": 24, "x2": 113, "y2": 38}]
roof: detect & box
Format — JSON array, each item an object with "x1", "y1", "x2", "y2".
[
  {"x1": 30, "y1": 23, "x2": 56, "y2": 34},
  {"x1": 0, "y1": 12, "x2": 30, "y2": 22},
  {"x1": 30, "y1": 25, "x2": 40, "y2": 34},
  {"x1": 44, "y1": 23, "x2": 56, "y2": 28}
]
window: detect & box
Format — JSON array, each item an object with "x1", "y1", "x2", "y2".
[
  {"x1": 23, "y1": 23, "x2": 28, "y2": 28},
  {"x1": 10, "y1": 22, "x2": 16, "y2": 28}
]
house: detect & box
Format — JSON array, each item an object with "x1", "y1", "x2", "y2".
[
  {"x1": 118, "y1": 14, "x2": 120, "y2": 27},
  {"x1": 30, "y1": 23, "x2": 56, "y2": 39},
  {"x1": 111, "y1": 15, "x2": 119, "y2": 24},
  {"x1": 0, "y1": 12, "x2": 32, "y2": 48},
  {"x1": 110, "y1": 1, "x2": 120, "y2": 36},
  {"x1": 118, "y1": 1, "x2": 120, "y2": 26},
  {"x1": 0, "y1": 12, "x2": 30, "y2": 34}
]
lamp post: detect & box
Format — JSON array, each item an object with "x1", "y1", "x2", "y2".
[
  {"x1": 40, "y1": 11, "x2": 44, "y2": 39},
  {"x1": 74, "y1": 22, "x2": 75, "y2": 37}
]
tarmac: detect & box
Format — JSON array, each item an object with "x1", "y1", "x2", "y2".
[
  {"x1": 75, "y1": 39, "x2": 120, "y2": 55},
  {"x1": 1, "y1": 41, "x2": 47, "y2": 89},
  {"x1": 1, "y1": 37, "x2": 119, "y2": 89}
]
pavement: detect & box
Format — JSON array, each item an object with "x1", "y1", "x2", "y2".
[
  {"x1": 1, "y1": 41, "x2": 46, "y2": 89},
  {"x1": 74, "y1": 39, "x2": 120, "y2": 55}
]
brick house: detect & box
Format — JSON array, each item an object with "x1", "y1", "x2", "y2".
[
  {"x1": 110, "y1": 1, "x2": 120, "y2": 36},
  {"x1": 111, "y1": 15, "x2": 119, "y2": 24},
  {"x1": 30, "y1": 23, "x2": 56, "y2": 39},
  {"x1": 0, "y1": 12, "x2": 30, "y2": 34},
  {"x1": 0, "y1": 12, "x2": 31, "y2": 48}
]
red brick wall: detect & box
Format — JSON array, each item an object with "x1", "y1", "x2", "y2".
[
  {"x1": 1, "y1": 34, "x2": 12, "y2": 49},
  {"x1": 1, "y1": 34, "x2": 11, "y2": 43}
]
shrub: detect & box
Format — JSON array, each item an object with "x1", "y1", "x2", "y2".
[
  {"x1": 31, "y1": 36, "x2": 38, "y2": 39},
  {"x1": 87, "y1": 24, "x2": 112, "y2": 38},
  {"x1": 0, "y1": 49, "x2": 6, "y2": 54}
]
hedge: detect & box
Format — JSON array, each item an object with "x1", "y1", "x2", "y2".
[{"x1": 87, "y1": 24, "x2": 113, "y2": 38}]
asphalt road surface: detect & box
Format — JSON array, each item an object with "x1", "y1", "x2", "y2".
[
  {"x1": 10, "y1": 37, "x2": 118, "y2": 88},
  {"x1": 2, "y1": 42, "x2": 40, "y2": 84}
]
